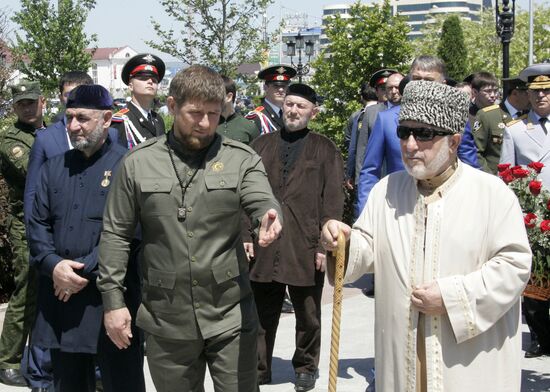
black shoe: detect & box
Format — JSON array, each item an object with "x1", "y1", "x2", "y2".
[
  {"x1": 0, "y1": 368, "x2": 27, "y2": 386},
  {"x1": 295, "y1": 372, "x2": 316, "y2": 392},
  {"x1": 525, "y1": 342, "x2": 549, "y2": 358},
  {"x1": 282, "y1": 297, "x2": 294, "y2": 313}
]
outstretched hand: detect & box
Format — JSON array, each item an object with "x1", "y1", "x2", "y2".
[{"x1": 258, "y1": 209, "x2": 282, "y2": 247}]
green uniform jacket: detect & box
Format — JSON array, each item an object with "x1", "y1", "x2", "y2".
[
  {"x1": 98, "y1": 133, "x2": 281, "y2": 340},
  {"x1": 216, "y1": 112, "x2": 260, "y2": 145},
  {"x1": 473, "y1": 103, "x2": 514, "y2": 174},
  {"x1": 0, "y1": 121, "x2": 36, "y2": 218}
]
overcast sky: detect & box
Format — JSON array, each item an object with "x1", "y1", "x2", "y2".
[{"x1": 2, "y1": 0, "x2": 535, "y2": 62}]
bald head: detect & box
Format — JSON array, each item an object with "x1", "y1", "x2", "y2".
[{"x1": 386, "y1": 73, "x2": 404, "y2": 104}]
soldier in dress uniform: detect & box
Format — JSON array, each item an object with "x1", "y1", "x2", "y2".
[
  {"x1": 0, "y1": 80, "x2": 46, "y2": 390},
  {"x1": 500, "y1": 62, "x2": 550, "y2": 358},
  {"x1": 246, "y1": 64, "x2": 296, "y2": 134},
  {"x1": 473, "y1": 77, "x2": 530, "y2": 173},
  {"x1": 112, "y1": 53, "x2": 166, "y2": 149}
]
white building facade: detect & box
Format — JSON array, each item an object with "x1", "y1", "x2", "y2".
[
  {"x1": 321, "y1": 0, "x2": 490, "y2": 41},
  {"x1": 87, "y1": 46, "x2": 138, "y2": 98}
]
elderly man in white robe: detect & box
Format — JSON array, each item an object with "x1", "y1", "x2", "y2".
[{"x1": 321, "y1": 81, "x2": 531, "y2": 392}]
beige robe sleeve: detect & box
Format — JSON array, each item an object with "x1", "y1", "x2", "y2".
[{"x1": 344, "y1": 186, "x2": 377, "y2": 283}]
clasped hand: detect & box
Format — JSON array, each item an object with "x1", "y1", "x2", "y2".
[
  {"x1": 52, "y1": 259, "x2": 89, "y2": 302},
  {"x1": 411, "y1": 281, "x2": 446, "y2": 315}
]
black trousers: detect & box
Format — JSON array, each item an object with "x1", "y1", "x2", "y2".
[
  {"x1": 523, "y1": 297, "x2": 550, "y2": 350},
  {"x1": 96, "y1": 322, "x2": 145, "y2": 392},
  {"x1": 96, "y1": 249, "x2": 145, "y2": 392},
  {"x1": 50, "y1": 350, "x2": 96, "y2": 392},
  {"x1": 251, "y1": 280, "x2": 323, "y2": 380}
]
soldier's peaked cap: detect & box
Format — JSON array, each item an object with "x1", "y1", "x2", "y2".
[
  {"x1": 258, "y1": 64, "x2": 296, "y2": 82},
  {"x1": 369, "y1": 68, "x2": 398, "y2": 88},
  {"x1": 502, "y1": 76, "x2": 527, "y2": 91},
  {"x1": 121, "y1": 53, "x2": 166, "y2": 85},
  {"x1": 519, "y1": 63, "x2": 550, "y2": 90}
]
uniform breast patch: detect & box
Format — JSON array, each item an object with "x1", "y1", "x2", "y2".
[{"x1": 212, "y1": 162, "x2": 224, "y2": 172}]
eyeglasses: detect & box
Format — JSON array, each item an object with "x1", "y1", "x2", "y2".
[{"x1": 396, "y1": 125, "x2": 452, "y2": 141}]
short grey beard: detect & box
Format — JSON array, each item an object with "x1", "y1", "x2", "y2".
[
  {"x1": 403, "y1": 137, "x2": 451, "y2": 180},
  {"x1": 284, "y1": 116, "x2": 308, "y2": 132},
  {"x1": 71, "y1": 123, "x2": 105, "y2": 152}
]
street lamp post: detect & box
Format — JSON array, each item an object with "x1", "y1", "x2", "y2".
[
  {"x1": 285, "y1": 32, "x2": 315, "y2": 83},
  {"x1": 495, "y1": 0, "x2": 516, "y2": 99}
]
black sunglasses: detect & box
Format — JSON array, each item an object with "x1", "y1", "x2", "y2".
[{"x1": 396, "y1": 126, "x2": 452, "y2": 141}]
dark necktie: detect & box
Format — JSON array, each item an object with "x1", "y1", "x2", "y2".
[
  {"x1": 540, "y1": 117, "x2": 548, "y2": 134},
  {"x1": 147, "y1": 112, "x2": 153, "y2": 123},
  {"x1": 278, "y1": 109, "x2": 283, "y2": 118}
]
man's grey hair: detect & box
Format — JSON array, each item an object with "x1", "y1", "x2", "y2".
[{"x1": 410, "y1": 55, "x2": 447, "y2": 76}]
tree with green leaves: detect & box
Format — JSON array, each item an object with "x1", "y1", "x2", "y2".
[
  {"x1": 437, "y1": 15, "x2": 467, "y2": 81},
  {"x1": 11, "y1": 0, "x2": 97, "y2": 96},
  {"x1": 413, "y1": 5, "x2": 550, "y2": 78},
  {"x1": 311, "y1": 0, "x2": 412, "y2": 148},
  {"x1": 148, "y1": 0, "x2": 277, "y2": 77},
  {"x1": 0, "y1": 7, "x2": 13, "y2": 115}
]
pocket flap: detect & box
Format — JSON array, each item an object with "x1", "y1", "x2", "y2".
[
  {"x1": 204, "y1": 173, "x2": 239, "y2": 190},
  {"x1": 211, "y1": 260, "x2": 240, "y2": 284},
  {"x1": 140, "y1": 178, "x2": 173, "y2": 193},
  {"x1": 148, "y1": 268, "x2": 176, "y2": 289}
]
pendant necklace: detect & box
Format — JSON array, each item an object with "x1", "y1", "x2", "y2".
[{"x1": 167, "y1": 142, "x2": 204, "y2": 222}]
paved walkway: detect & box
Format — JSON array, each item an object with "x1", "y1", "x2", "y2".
[{"x1": 0, "y1": 283, "x2": 549, "y2": 391}]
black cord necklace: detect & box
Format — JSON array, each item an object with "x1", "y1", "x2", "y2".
[{"x1": 166, "y1": 143, "x2": 204, "y2": 222}]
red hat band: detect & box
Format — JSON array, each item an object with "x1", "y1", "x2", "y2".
[
  {"x1": 130, "y1": 64, "x2": 159, "y2": 78},
  {"x1": 265, "y1": 74, "x2": 291, "y2": 82},
  {"x1": 375, "y1": 77, "x2": 388, "y2": 86}
]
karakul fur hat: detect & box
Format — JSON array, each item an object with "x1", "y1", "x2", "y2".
[{"x1": 399, "y1": 80, "x2": 469, "y2": 134}]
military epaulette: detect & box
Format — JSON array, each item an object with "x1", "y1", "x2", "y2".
[
  {"x1": 221, "y1": 136, "x2": 256, "y2": 154},
  {"x1": 112, "y1": 108, "x2": 130, "y2": 122},
  {"x1": 506, "y1": 114, "x2": 528, "y2": 127},
  {"x1": 481, "y1": 104, "x2": 499, "y2": 113}
]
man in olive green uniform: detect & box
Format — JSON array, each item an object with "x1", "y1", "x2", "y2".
[
  {"x1": 97, "y1": 65, "x2": 282, "y2": 392},
  {"x1": 473, "y1": 77, "x2": 530, "y2": 173},
  {"x1": 216, "y1": 76, "x2": 259, "y2": 144},
  {"x1": 0, "y1": 80, "x2": 45, "y2": 387}
]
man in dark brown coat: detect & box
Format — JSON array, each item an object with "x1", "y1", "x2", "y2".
[{"x1": 244, "y1": 83, "x2": 345, "y2": 392}]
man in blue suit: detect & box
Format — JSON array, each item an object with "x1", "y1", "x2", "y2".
[
  {"x1": 24, "y1": 71, "x2": 94, "y2": 225},
  {"x1": 13, "y1": 72, "x2": 93, "y2": 392},
  {"x1": 22, "y1": 72, "x2": 121, "y2": 391},
  {"x1": 356, "y1": 55, "x2": 479, "y2": 217}
]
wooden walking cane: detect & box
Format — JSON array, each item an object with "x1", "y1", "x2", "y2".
[{"x1": 328, "y1": 231, "x2": 346, "y2": 392}]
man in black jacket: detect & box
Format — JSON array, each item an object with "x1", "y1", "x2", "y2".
[{"x1": 112, "y1": 53, "x2": 166, "y2": 149}]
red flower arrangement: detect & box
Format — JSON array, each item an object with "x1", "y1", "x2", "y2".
[{"x1": 498, "y1": 162, "x2": 550, "y2": 299}]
